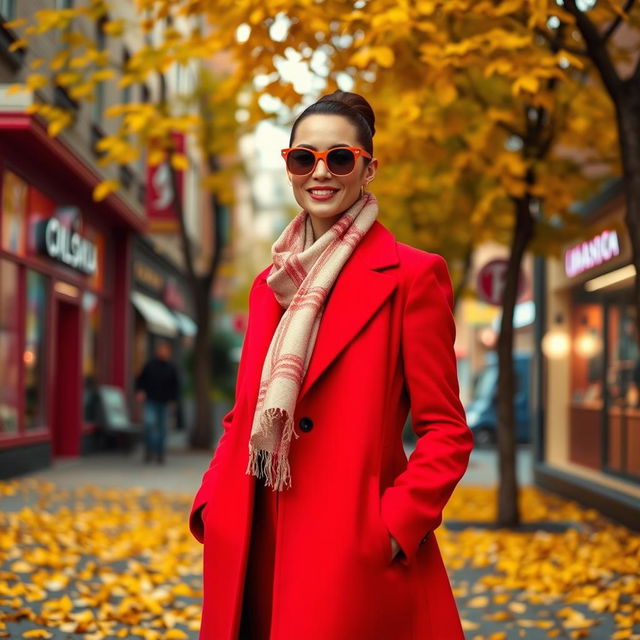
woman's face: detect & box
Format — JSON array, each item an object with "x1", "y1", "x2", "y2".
[{"x1": 288, "y1": 114, "x2": 377, "y2": 230}]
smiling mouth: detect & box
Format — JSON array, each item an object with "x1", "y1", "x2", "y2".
[{"x1": 307, "y1": 188, "x2": 339, "y2": 199}]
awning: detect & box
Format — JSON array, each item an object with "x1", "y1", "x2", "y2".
[
  {"x1": 131, "y1": 291, "x2": 178, "y2": 337},
  {"x1": 174, "y1": 311, "x2": 198, "y2": 337}
]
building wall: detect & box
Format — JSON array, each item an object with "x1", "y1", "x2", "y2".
[
  {"x1": 0, "y1": 1, "x2": 144, "y2": 476},
  {"x1": 538, "y1": 191, "x2": 640, "y2": 521}
]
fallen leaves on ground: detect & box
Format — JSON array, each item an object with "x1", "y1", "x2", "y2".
[
  {"x1": 0, "y1": 480, "x2": 639, "y2": 639},
  {"x1": 442, "y1": 486, "x2": 640, "y2": 639},
  {"x1": 0, "y1": 479, "x2": 201, "y2": 639}
]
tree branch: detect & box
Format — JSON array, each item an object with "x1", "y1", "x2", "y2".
[
  {"x1": 601, "y1": 0, "x2": 636, "y2": 43},
  {"x1": 534, "y1": 26, "x2": 588, "y2": 57},
  {"x1": 563, "y1": 0, "x2": 623, "y2": 98}
]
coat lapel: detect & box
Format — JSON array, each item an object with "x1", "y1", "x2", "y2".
[
  {"x1": 298, "y1": 221, "x2": 399, "y2": 401},
  {"x1": 247, "y1": 222, "x2": 399, "y2": 405}
]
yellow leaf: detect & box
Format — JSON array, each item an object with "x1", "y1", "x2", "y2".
[
  {"x1": 163, "y1": 631, "x2": 188, "y2": 639},
  {"x1": 55, "y1": 71, "x2": 80, "y2": 86},
  {"x1": 47, "y1": 116, "x2": 72, "y2": 137},
  {"x1": 92, "y1": 69, "x2": 115, "y2": 83},
  {"x1": 148, "y1": 148, "x2": 166, "y2": 167},
  {"x1": 93, "y1": 180, "x2": 120, "y2": 202},
  {"x1": 170, "y1": 153, "x2": 189, "y2": 171},
  {"x1": 350, "y1": 46, "x2": 395, "y2": 69},
  {"x1": 22, "y1": 632, "x2": 52, "y2": 639},
  {"x1": 6, "y1": 84, "x2": 27, "y2": 96},
  {"x1": 511, "y1": 75, "x2": 540, "y2": 96},
  {"x1": 4, "y1": 18, "x2": 26, "y2": 29},
  {"x1": 26, "y1": 74, "x2": 48, "y2": 91},
  {"x1": 467, "y1": 596, "x2": 490, "y2": 608},
  {"x1": 8, "y1": 38, "x2": 27, "y2": 52},
  {"x1": 103, "y1": 20, "x2": 124, "y2": 36}
]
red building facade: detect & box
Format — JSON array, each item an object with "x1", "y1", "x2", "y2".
[{"x1": 0, "y1": 112, "x2": 144, "y2": 477}]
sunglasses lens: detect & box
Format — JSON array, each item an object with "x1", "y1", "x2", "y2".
[
  {"x1": 327, "y1": 148, "x2": 357, "y2": 175},
  {"x1": 287, "y1": 149, "x2": 316, "y2": 175}
]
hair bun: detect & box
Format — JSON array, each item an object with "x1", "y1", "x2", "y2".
[{"x1": 318, "y1": 91, "x2": 375, "y2": 138}]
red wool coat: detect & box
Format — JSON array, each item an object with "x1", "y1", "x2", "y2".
[{"x1": 190, "y1": 221, "x2": 473, "y2": 640}]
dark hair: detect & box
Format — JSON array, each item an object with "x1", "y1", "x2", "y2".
[{"x1": 289, "y1": 91, "x2": 376, "y2": 156}]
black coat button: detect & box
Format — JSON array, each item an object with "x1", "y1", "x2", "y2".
[{"x1": 299, "y1": 417, "x2": 314, "y2": 432}]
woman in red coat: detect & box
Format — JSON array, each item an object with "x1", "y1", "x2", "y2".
[{"x1": 190, "y1": 91, "x2": 473, "y2": 640}]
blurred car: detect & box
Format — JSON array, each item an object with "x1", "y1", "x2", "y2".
[{"x1": 465, "y1": 352, "x2": 532, "y2": 446}]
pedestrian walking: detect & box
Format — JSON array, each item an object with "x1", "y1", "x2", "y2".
[
  {"x1": 135, "y1": 341, "x2": 179, "y2": 464},
  {"x1": 190, "y1": 91, "x2": 473, "y2": 640}
]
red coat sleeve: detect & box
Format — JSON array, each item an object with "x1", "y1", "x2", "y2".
[
  {"x1": 188, "y1": 274, "x2": 262, "y2": 543},
  {"x1": 381, "y1": 253, "x2": 473, "y2": 565}
]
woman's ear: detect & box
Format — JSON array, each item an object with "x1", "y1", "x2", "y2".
[{"x1": 364, "y1": 158, "x2": 378, "y2": 186}]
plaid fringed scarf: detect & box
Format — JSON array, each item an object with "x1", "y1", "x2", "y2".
[{"x1": 246, "y1": 191, "x2": 379, "y2": 490}]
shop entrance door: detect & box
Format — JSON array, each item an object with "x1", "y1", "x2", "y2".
[{"x1": 52, "y1": 296, "x2": 82, "y2": 457}]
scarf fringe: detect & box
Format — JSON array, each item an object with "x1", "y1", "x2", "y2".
[{"x1": 246, "y1": 408, "x2": 297, "y2": 491}]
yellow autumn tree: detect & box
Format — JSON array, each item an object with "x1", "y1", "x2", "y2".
[
  {"x1": 247, "y1": 0, "x2": 617, "y2": 526},
  {"x1": 9, "y1": 0, "x2": 629, "y2": 508}
]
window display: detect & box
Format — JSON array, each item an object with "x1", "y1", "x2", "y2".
[
  {"x1": 0, "y1": 259, "x2": 20, "y2": 435},
  {"x1": 570, "y1": 304, "x2": 604, "y2": 408},
  {"x1": 82, "y1": 291, "x2": 104, "y2": 421},
  {"x1": 606, "y1": 303, "x2": 640, "y2": 478},
  {"x1": 24, "y1": 270, "x2": 48, "y2": 430}
]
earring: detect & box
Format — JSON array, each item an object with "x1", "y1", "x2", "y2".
[{"x1": 360, "y1": 185, "x2": 365, "y2": 197}]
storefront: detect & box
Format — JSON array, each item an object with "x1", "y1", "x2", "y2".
[
  {"x1": 535, "y1": 180, "x2": 640, "y2": 527},
  {"x1": 0, "y1": 114, "x2": 144, "y2": 478}
]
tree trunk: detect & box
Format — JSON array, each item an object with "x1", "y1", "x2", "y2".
[
  {"x1": 496, "y1": 196, "x2": 535, "y2": 527},
  {"x1": 190, "y1": 278, "x2": 214, "y2": 449},
  {"x1": 453, "y1": 243, "x2": 473, "y2": 313},
  {"x1": 616, "y1": 83, "x2": 640, "y2": 350}
]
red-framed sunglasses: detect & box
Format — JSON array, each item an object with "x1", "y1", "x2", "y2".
[{"x1": 281, "y1": 146, "x2": 372, "y2": 176}]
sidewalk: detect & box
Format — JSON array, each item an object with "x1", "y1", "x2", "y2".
[{"x1": 1, "y1": 441, "x2": 638, "y2": 639}]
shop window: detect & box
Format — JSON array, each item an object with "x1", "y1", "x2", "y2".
[
  {"x1": 0, "y1": 259, "x2": 20, "y2": 435},
  {"x1": 82, "y1": 291, "x2": 102, "y2": 421},
  {"x1": 606, "y1": 303, "x2": 640, "y2": 478},
  {"x1": 569, "y1": 303, "x2": 604, "y2": 470},
  {"x1": 24, "y1": 270, "x2": 48, "y2": 430},
  {"x1": 1, "y1": 170, "x2": 28, "y2": 256}
]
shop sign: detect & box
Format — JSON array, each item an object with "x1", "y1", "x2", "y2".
[
  {"x1": 477, "y1": 259, "x2": 526, "y2": 306},
  {"x1": 145, "y1": 133, "x2": 185, "y2": 234},
  {"x1": 564, "y1": 229, "x2": 620, "y2": 278},
  {"x1": 133, "y1": 261, "x2": 165, "y2": 294},
  {"x1": 37, "y1": 216, "x2": 97, "y2": 275}
]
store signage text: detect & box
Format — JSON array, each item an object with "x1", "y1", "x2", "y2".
[
  {"x1": 564, "y1": 230, "x2": 620, "y2": 278},
  {"x1": 38, "y1": 218, "x2": 97, "y2": 275},
  {"x1": 134, "y1": 262, "x2": 165, "y2": 293}
]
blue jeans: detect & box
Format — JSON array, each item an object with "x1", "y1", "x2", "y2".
[{"x1": 144, "y1": 400, "x2": 169, "y2": 459}]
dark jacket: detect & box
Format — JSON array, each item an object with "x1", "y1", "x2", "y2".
[{"x1": 136, "y1": 358, "x2": 179, "y2": 404}]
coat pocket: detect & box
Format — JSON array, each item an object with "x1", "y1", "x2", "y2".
[{"x1": 374, "y1": 508, "x2": 394, "y2": 566}]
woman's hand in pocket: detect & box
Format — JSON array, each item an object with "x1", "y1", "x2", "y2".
[{"x1": 390, "y1": 534, "x2": 400, "y2": 561}]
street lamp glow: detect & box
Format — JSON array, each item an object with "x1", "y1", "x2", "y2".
[
  {"x1": 575, "y1": 330, "x2": 602, "y2": 358},
  {"x1": 542, "y1": 327, "x2": 571, "y2": 359}
]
